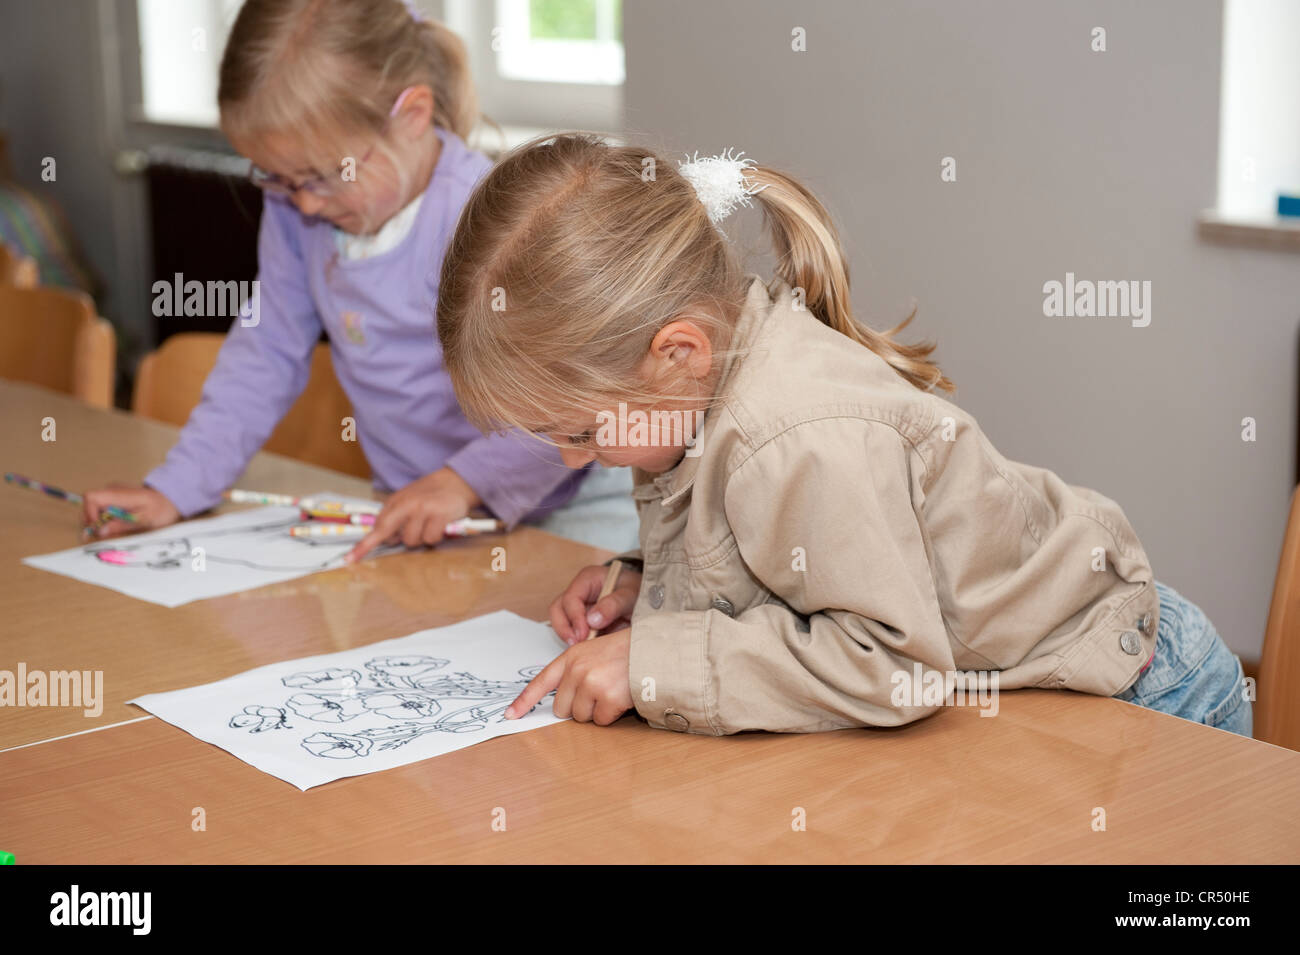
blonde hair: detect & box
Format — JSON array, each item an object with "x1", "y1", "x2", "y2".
[
  {"x1": 218, "y1": 0, "x2": 477, "y2": 156},
  {"x1": 438, "y1": 133, "x2": 952, "y2": 438}
]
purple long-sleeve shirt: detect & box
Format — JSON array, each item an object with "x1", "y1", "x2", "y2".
[{"x1": 145, "y1": 126, "x2": 584, "y2": 524}]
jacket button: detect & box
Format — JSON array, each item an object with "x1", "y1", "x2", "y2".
[
  {"x1": 710, "y1": 594, "x2": 735, "y2": 617},
  {"x1": 1119, "y1": 631, "x2": 1142, "y2": 655},
  {"x1": 663, "y1": 708, "x2": 689, "y2": 732},
  {"x1": 648, "y1": 584, "x2": 665, "y2": 609},
  {"x1": 1137, "y1": 612, "x2": 1153, "y2": 634}
]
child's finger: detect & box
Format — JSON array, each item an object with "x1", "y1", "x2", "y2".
[
  {"x1": 504, "y1": 656, "x2": 565, "y2": 719},
  {"x1": 82, "y1": 490, "x2": 113, "y2": 525},
  {"x1": 560, "y1": 588, "x2": 592, "y2": 641},
  {"x1": 344, "y1": 529, "x2": 383, "y2": 563},
  {"x1": 551, "y1": 672, "x2": 578, "y2": 720},
  {"x1": 549, "y1": 597, "x2": 576, "y2": 644},
  {"x1": 586, "y1": 592, "x2": 633, "y2": 632},
  {"x1": 419, "y1": 512, "x2": 447, "y2": 547},
  {"x1": 593, "y1": 697, "x2": 630, "y2": 726},
  {"x1": 594, "y1": 616, "x2": 631, "y2": 636},
  {"x1": 346, "y1": 508, "x2": 402, "y2": 563},
  {"x1": 569, "y1": 687, "x2": 595, "y2": 723},
  {"x1": 399, "y1": 507, "x2": 429, "y2": 549},
  {"x1": 89, "y1": 517, "x2": 137, "y2": 540}
]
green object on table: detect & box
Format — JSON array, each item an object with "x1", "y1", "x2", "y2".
[{"x1": 0, "y1": 851, "x2": 14, "y2": 864}]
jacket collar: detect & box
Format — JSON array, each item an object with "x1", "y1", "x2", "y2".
[{"x1": 631, "y1": 275, "x2": 782, "y2": 506}]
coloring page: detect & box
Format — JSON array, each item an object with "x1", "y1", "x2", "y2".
[
  {"x1": 23, "y1": 494, "x2": 394, "y2": 607},
  {"x1": 130, "y1": 610, "x2": 567, "y2": 790}
]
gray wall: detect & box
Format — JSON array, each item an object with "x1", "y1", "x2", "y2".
[
  {"x1": 623, "y1": 0, "x2": 1298, "y2": 657},
  {"x1": 0, "y1": 0, "x2": 154, "y2": 364}
]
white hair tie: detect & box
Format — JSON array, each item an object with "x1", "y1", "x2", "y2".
[{"x1": 678, "y1": 148, "x2": 766, "y2": 225}]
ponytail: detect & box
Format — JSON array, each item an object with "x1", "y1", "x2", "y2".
[{"x1": 748, "y1": 167, "x2": 953, "y2": 394}]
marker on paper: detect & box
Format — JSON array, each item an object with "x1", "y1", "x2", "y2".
[
  {"x1": 300, "y1": 508, "x2": 376, "y2": 526},
  {"x1": 224, "y1": 489, "x2": 381, "y2": 515},
  {"x1": 444, "y1": 518, "x2": 506, "y2": 538},
  {"x1": 289, "y1": 523, "x2": 368, "y2": 539},
  {"x1": 291, "y1": 517, "x2": 506, "y2": 540}
]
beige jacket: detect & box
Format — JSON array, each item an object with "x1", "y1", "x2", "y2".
[{"x1": 624, "y1": 276, "x2": 1159, "y2": 735}]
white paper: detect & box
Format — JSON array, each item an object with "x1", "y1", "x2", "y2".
[
  {"x1": 22, "y1": 494, "x2": 392, "y2": 607},
  {"x1": 130, "y1": 610, "x2": 567, "y2": 790}
]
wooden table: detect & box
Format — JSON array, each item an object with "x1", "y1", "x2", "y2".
[{"x1": 2, "y1": 379, "x2": 1299, "y2": 863}]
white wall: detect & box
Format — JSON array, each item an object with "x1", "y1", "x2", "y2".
[{"x1": 623, "y1": 0, "x2": 1298, "y2": 656}]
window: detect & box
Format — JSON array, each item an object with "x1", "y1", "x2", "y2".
[
  {"x1": 442, "y1": 0, "x2": 624, "y2": 144},
  {"x1": 128, "y1": 0, "x2": 624, "y2": 144},
  {"x1": 136, "y1": 0, "x2": 242, "y2": 128},
  {"x1": 495, "y1": 0, "x2": 624, "y2": 85},
  {"x1": 1202, "y1": 0, "x2": 1300, "y2": 248}
]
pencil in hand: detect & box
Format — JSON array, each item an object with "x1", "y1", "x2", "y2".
[
  {"x1": 4, "y1": 472, "x2": 138, "y2": 533},
  {"x1": 586, "y1": 560, "x2": 624, "y2": 641}
]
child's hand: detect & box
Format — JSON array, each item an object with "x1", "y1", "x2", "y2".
[
  {"x1": 505, "y1": 628, "x2": 633, "y2": 724},
  {"x1": 550, "y1": 563, "x2": 643, "y2": 644},
  {"x1": 82, "y1": 485, "x2": 180, "y2": 538},
  {"x1": 345, "y1": 467, "x2": 480, "y2": 563}
]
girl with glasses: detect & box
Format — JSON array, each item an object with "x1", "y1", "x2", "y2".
[{"x1": 85, "y1": 0, "x2": 630, "y2": 557}]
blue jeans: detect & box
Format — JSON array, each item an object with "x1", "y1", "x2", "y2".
[{"x1": 1114, "y1": 580, "x2": 1252, "y2": 738}]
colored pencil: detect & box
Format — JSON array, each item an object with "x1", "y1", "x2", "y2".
[
  {"x1": 586, "y1": 559, "x2": 624, "y2": 640},
  {"x1": 5, "y1": 472, "x2": 138, "y2": 523}
]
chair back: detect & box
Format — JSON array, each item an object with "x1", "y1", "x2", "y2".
[{"x1": 132, "y1": 332, "x2": 370, "y2": 478}]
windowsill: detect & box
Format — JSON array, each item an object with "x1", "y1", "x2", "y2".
[{"x1": 1197, "y1": 211, "x2": 1300, "y2": 252}]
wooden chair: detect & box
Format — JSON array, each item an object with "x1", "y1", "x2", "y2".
[
  {"x1": 1258, "y1": 484, "x2": 1300, "y2": 750},
  {"x1": 0, "y1": 240, "x2": 38, "y2": 287},
  {"x1": 132, "y1": 332, "x2": 370, "y2": 479},
  {"x1": 0, "y1": 285, "x2": 115, "y2": 408}
]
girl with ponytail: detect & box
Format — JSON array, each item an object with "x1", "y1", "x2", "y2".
[{"x1": 439, "y1": 133, "x2": 1249, "y2": 739}]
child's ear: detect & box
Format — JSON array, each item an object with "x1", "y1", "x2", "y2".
[
  {"x1": 647, "y1": 319, "x2": 713, "y2": 382},
  {"x1": 392, "y1": 84, "x2": 436, "y2": 138}
]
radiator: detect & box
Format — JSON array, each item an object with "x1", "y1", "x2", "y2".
[{"x1": 118, "y1": 145, "x2": 263, "y2": 344}]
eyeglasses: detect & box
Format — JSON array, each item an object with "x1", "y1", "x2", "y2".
[{"x1": 247, "y1": 87, "x2": 416, "y2": 197}]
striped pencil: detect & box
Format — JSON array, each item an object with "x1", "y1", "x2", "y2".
[
  {"x1": 300, "y1": 508, "x2": 376, "y2": 526},
  {"x1": 289, "y1": 523, "x2": 367, "y2": 539},
  {"x1": 287, "y1": 517, "x2": 506, "y2": 540},
  {"x1": 5, "y1": 472, "x2": 138, "y2": 524}
]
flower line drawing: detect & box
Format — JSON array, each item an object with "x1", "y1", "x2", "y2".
[{"x1": 227, "y1": 655, "x2": 552, "y2": 759}]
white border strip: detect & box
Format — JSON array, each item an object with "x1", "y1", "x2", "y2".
[{"x1": 0, "y1": 715, "x2": 155, "y2": 754}]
